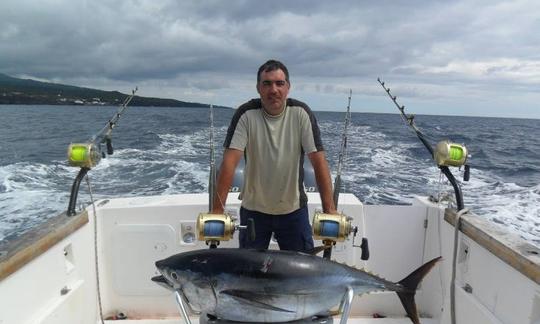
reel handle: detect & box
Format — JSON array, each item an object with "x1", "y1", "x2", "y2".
[
  {"x1": 237, "y1": 218, "x2": 256, "y2": 242},
  {"x1": 360, "y1": 238, "x2": 370, "y2": 260},
  {"x1": 106, "y1": 137, "x2": 114, "y2": 155},
  {"x1": 352, "y1": 226, "x2": 370, "y2": 261},
  {"x1": 464, "y1": 164, "x2": 470, "y2": 182}
]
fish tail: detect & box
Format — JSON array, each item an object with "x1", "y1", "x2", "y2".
[{"x1": 395, "y1": 257, "x2": 442, "y2": 324}]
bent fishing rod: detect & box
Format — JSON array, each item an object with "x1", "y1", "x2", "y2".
[
  {"x1": 377, "y1": 78, "x2": 469, "y2": 211},
  {"x1": 66, "y1": 88, "x2": 137, "y2": 216}
]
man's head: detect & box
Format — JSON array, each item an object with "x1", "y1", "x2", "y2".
[
  {"x1": 257, "y1": 60, "x2": 290, "y2": 84},
  {"x1": 256, "y1": 59, "x2": 290, "y2": 116}
]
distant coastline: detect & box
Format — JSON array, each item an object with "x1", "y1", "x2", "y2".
[{"x1": 0, "y1": 73, "x2": 230, "y2": 108}]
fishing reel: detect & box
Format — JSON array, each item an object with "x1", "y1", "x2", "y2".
[
  {"x1": 67, "y1": 134, "x2": 116, "y2": 168},
  {"x1": 434, "y1": 140, "x2": 470, "y2": 181},
  {"x1": 67, "y1": 143, "x2": 102, "y2": 169},
  {"x1": 435, "y1": 140, "x2": 467, "y2": 167},
  {"x1": 313, "y1": 213, "x2": 353, "y2": 242},
  {"x1": 66, "y1": 142, "x2": 104, "y2": 217},
  {"x1": 196, "y1": 213, "x2": 255, "y2": 249},
  {"x1": 66, "y1": 88, "x2": 137, "y2": 217},
  {"x1": 312, "y1": 212, "x2": 369, "y2": 260}
]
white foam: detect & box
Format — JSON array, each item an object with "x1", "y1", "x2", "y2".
[
  {"x1": 0, "y1": 162, "x2": 73, "y2": 240},
  {"x1": 462, "y1": 169, "x2": 540, "y2": 244}
]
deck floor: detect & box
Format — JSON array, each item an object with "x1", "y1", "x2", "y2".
[{"x1": 102, "y1": 317, "x2": 438, "y2": 324}]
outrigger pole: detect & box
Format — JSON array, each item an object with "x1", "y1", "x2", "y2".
[
  {"x1": 377, "y1": 78, "x2": 468, "y2": 211},
  {"x1": 66, "y1": 88, "x2": 138, "y2": 216}
]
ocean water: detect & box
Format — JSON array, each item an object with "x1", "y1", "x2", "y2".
[{"x1": 0, "y1": 105, "x2": 539, "y2": 247}]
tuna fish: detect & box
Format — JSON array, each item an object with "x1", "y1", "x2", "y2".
[{"x1": 153, "y1": 248, "x2": 440, "y2": 324}]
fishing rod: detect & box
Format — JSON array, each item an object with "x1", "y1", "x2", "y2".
[
  {"x1": 202, "y1": 104, "x2": 222, "y2": 249},
  {"x1": 317, "y1": 90, "x2": 353, "y2": 259},
  {"x1": 66, "y1": 88, "x2": 138, "y2": 216},
  {"x1": 313, "y1": 90, "x2": 369, "y2": 261},
  {"x1": 208, "y1": 104, "x2": 216, "y2": 211},
  {"x1": 197, "y1": 104, "x2": 255, "y2": 249},
  {"x1": 377, "y1": 78, "x2": 469, "y2": 210},
  {"x1": 332, "y1": 89, "x2": 352, "y2": 208}
]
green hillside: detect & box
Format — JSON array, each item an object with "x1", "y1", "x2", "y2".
[{"x1": 0, "y1": 73, "x2": 229, "y2": 108}]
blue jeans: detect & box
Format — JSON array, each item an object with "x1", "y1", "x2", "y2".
[{"x1": 239, "y1": 206, "x2": 314, "y2": 252}]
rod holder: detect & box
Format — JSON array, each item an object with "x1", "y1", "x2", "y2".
[{"x1": 67, "y1": 167, "x2": 89, "y2": 216}]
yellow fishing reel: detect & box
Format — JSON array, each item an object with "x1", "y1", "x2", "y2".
[
  {"x1": 67, "y1": 143, "x2": 102, "y2": 169},
  {"x1": 434, "y1": 140, "x2": 468, "y2": 167}
]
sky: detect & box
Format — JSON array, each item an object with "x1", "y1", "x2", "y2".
[{"x1": 1, "y1": 0, "x2": 540, "y2": 119}]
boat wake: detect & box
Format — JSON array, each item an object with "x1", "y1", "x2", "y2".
[{"x1": 0, "y1": 107, "x2": 538, "y2": 247}]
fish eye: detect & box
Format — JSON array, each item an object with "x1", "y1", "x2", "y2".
[{"x1": 171, "y1": 271, "x2": 178, "y2": 280}]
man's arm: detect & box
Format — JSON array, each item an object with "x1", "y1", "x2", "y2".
[
  {"x1": 211, "y1": 148, "x2": 244, "y2": 214},
  {"x1": 308, "y1": 151, "x2": 337, "y2": 214}
]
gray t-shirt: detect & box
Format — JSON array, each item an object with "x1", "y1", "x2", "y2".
[{"x1": 224, "y1": 98, "x2": 324, "y2": 214}]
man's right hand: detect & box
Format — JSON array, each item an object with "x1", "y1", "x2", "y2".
[{"x1": 211, "y1": 207, "x2": 225, "y2": 215}]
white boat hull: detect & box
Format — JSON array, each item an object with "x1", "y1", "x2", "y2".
[{"x1": 1, "y1": 193, "x2": 539, "y2": 323}]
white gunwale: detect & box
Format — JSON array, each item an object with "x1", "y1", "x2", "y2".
[{"x1": 0, "y1": 210, "x2": 88, "y2": 281}]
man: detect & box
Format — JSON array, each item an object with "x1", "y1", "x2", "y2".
[{"x1": 212, "y1": 59, "x2": 336, "y2": 252}]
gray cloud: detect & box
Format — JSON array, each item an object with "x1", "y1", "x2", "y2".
[{"x1": 1, "y1": 0, "x2": 540, "y2": 117}]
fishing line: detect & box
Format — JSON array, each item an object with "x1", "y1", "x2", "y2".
[
  {"x1": 436, "y1": 208, "x2": 447, "y2": 314},
  {"x1": 421, "y1": 208, "x2": 428, "y2": 266},
  {"x1": 86, "y1": 175, "x2": 105, "y2": 324},
  {"x1": 420, "y1": 196, "x2": 447, "y2": 314},
  {"x1": 216, "y1": 191, "x2": 226, "y2": 213},
  {"x1": 438, "y1": 171, "x2": 445, "y2": 204},
  {"x1": 450, "y1": 208, "x2": 470, "y2": 324}
]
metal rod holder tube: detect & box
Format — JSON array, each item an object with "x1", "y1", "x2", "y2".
[
  {"x1": 67, "y1": 167, "x2": 89, "y2": 216},
  {"x1": 339, "y1": 287, "x2": 354, "y2": 324},
  {"x1": 440, "y1": 166, "x2": 465, "y2": 210},
  {"x1": 175, "y1": 290, "x2": 193, "y2": 324}
]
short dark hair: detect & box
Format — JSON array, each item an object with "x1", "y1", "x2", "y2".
[{"x1": 257, "y1": 59, "x2": 290, "y2": 84}]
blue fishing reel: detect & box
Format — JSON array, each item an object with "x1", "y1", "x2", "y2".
[
  {"x1": 312, "y1": 212, "x2": 369, "y2": 260},
  {"x1": 196, "y1": 213, "x2": 255, "y2": 248},
  {"x1": 312, "y1": 213, "x2": 353, "y2": 242}
]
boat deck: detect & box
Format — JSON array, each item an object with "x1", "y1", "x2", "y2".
[
  {"x1": 101, "y1": 318, "x2": 437, "y2": 324},
  {"x1": 2, "y1": 193, "x2": 539, "y2": 324}
]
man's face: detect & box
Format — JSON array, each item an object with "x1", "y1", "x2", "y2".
[{"x1": 257, "y1": 69, "x2": 290, "y2": 116}]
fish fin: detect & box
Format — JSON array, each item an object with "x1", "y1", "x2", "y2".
[
  {"x1": 307, "y1": 245, "x2": 332, "y2": 255},
  {"x1": 220, "y1": 289, "x2": 295, "y2": 313},
  {"x1": 396, "y1": 257, "x2": 442, "y2": 324}
]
